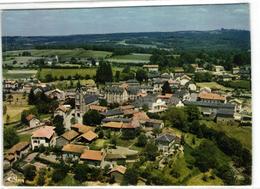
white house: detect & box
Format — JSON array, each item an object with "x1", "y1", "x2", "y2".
[
  {"x1": 26, "y1": 114, "x2": 41, "y2": 128},
  {"x1": 31, "y1": 126, "x2": 56, "y2": 150},
  {"x1": 143, "y1": 64, "x2": 159, "y2": 72},
  {"x1": 148, "y1": 98, "x2": 167, "y2": 113}
]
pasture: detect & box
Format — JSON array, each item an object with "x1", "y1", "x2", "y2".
[{"x1": 200, "y1": 120, "x2": 252, "y2": 151}]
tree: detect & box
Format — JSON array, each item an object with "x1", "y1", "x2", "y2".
[
  {"x1": 23, "y1": 164, "x2": 36, "y2": 181},
  {"x1": 52, "y1": 161, "x2": 69, "y2": 182},
  {"x1": 53, "y1": 115, "x2": 65, "y2": 135},
  {"x1": 143, "y1": 141, "x2": 158, "y2": 161},
  {"x1": 83, "y1": 110, "x2": 103, "y2": 126},
  {"x1": 45, "y1": 74, "x2": 54, "y2": 82},
  {"x1": 3, "y1": 105, "x2": 7, "y2": 115},
  {"x1": 163, "y1": 107, "x2": 188, "y2": 130},
  {"x1": 123, "y1": 167, "x2": 139, "y2": 185},
  {"x1": 95, "y1": 61, "x2": 113, "y2": 83},
  {"x1": 4, "y1": 127, "x2": 19, "y2": 148},
  {"x1": 99, "y1": 99, "x2": 108, "y2": 107},
  {"x1": 161, "y1": 81, "x2": 172, "y2": 94},
  {"x1": 7, "y1": 94, "x2": 13, "y2": 104},
  {"x1": 115, "y1": 70, "x2": 121, "y2": 82},
  {"x1": 74, "y1": 163, "x2": 90, "y2": 182},
  {"x1": 185, "y1": 105, "x2": 200, "y2": 121},
  {"x1": 35, "y1": 168, "x2": 46, "y2": 186},
  {"x1": 180, "y1": 134, "x2": 185, "y2": 145},
  {"x1": 136, "y1": 134, "x2": 147, "y2": 147},
  {"x1": 135, "y1": 69, "x2": 148, "y2": 82}
]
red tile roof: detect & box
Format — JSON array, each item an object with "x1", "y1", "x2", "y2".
[
  {"x1": 7, "y1": 141, "x2": 30, "y2": 154},
  {"x1": 26, "y1": 114, "x2": 35, "y2": 121},
  {"x1": 62, "y1": 144, "x2": 88, "y2": 154},
  {"x1": 198, "y1": 92, "x2": 226, "y2": 101},
  {"x1": 32, "y1": 126, "x2": 55, "y2": 139},
  {"x1": 80, "y1": 130, "x2": 98, "y2": 141},
  {"x1": 80, "y1": 150, "x2": 105, "y2": 161},
  {"x1": 109, "y1": 165, "x2": 127, "y2": 175}
]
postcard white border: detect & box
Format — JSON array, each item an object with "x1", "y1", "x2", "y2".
[{"x1": 0, "y1": 0, "x2": 260, "y2": 188}]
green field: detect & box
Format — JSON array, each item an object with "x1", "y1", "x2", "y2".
[
  {"x1": 201, "y1": 120, "x2": 252, "y2": 151},
  {"x1": 227, "y1": 80, "x2": 251, "y2": 90},
  {"x1": 37, "y1": 67, "x2": 124, "y2": 81},
  {"x1": 37, "y1": 68, "x2": 97, "y2": 80},
  {"x1": 107, "y1": 53, "x2": 151, "y2": 64},
  {"x1": 3, "y1": 69, "x2": 38, "y2": 79},
  {"x1": 4, "y1": 49, "x2": 113, "y2": 59}
]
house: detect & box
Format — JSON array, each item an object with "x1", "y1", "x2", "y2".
[
  {"x1": 213, "y1": 65, "x2": 225, "y2": 73},
  {"x1": 148, "y1": 98, "x2": 167, "y2": 113},
  {"x1": 229, "y1": 99, "x2": 243, "y2": 113},
  {"x1": 26, "y1": 114, "x2": 41, "y2": 128},
  {"x1": 102, "y1": 108, "x2": 124, "y2": 118},
  {"x1": 184, "y1": 100, "x2": 235, "y2": 119},
  {"x1": 3, "y1": 80, "x2": 19, "y2": 92},
  {"x1": 54, "y1": 105, "x2": 70, "y2": 120},
  {"x1": 216, "y1": 109, "x2": 235, "y2": 123},
  {"x1": 102, "y1": 122, "x2": 124, "y2": 130},
  {"x1": 195, "y1": 67, "x2": 206, "y2": 73},
  {"x1": 198, "y1": 92, "x2": 226, "y2": 103},
  {"x1": 127, "y1": 87, "x2": 141, "y2": 101},
  {"x1": 218, "y1": 74, "x2": 234, "y2": 82},
  {"x1": 77, "y1": 130, "x2": 98, "y2": 143},
  {"x1": 80, "y1": 149, "x2": 106, "y2": 167},
  {"x1": 4, "y1": 142, "x2": 30, "y2": 166},
  {"x1": 155, "y1": 134, "x2": 181, "y2": 154},
  {"x1": 89, "y1": 104, "x2": 108, "y2": 113},
  {"x1": 45, "y1": 88, "x2": 65, "y2": 101},
  {"x1": 179, "y1": 75, "x2": 191, "y2": 86},
  {"x1": 56, "y1": 130, "x2": 79, "y2": 147},
  {"x1": 143, "y1": 64, "x2": 159, "y2": 72},
  {"x1": 108, "y1": 165, "x2": 127, "y2": 183},
  {"x1": 103, "y1": 86, "x2": 129, "y2": 104},
  {"x1": 174, "y1": 89, "x2": 190, "y2": 101},
  {"x1": 62, "y1": 144, "x2": 88, "y2": 160},
  {"x1": 71, "y1": 123, "x2": 92, "y2": 134},
  {"x1": 31, "y1": 126, "x2": 56, "y2": 150},
  {"x1": 232, "y1": 67, "x2": 240, "y2": 74},
  {"x1": 153, "y1": 79, "x2": 164, "y2": 93},
  {"x1": 187, "y1": 83, "x2": 197, "y2": 92},
  {"x1": 144, "y1": 119, "x2": 164, "y2": 130}
]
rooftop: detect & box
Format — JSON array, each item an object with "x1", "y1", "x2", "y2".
[
  {"x1": 109, "y1": 165, "x2": 127, "y2": 175},
  {"x1": 80, "y1": 130, "x2": 98, "y2": 141},
  {"x1": 62, "y1": 144, "x2": 88, "y2": 154},
  {"x1": 61, "y1": 130, "x2": 79, "y2": 141},
  {"x1": 198, "y1": 92, "x2": 226, "y2": 101},
  {"x1": 80, "y1": 150, "x2": 105, "y2": 161},
  {"x1": 32, "y1": 126, "x2": 55, "y2": 139},
  {"x1": 7, "y1": 141, "x2": 30, "y2": 155}
]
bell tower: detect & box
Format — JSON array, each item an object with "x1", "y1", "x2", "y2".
[{"x1": 75, "y1": 85, "x2": 84, "y2": 124}]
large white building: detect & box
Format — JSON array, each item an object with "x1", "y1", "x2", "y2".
[{"x1": 31, "y1": 126, "x2": 56, "y2": 150}]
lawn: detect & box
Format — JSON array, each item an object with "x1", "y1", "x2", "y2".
[
  {"x1": 201, "y1": 120, "x2": 252, "y2": 151},
  {"x1": 55, "y1": 174, "x2": 81, "y2": 186},
  {"x1": 226, "y1": 80, "x2": 251, "y2": 90},
  {"x1": 187, "y1": 170, "x2": 224, "y2": 185},
  {"x1": 19, "y1": 133, "x2": 31, "y2": 142},
  {"x1": 196, "y1": 82, "x2": 230, "y2": 91},
  {"x1": 4, "y1": 93, "x2": 32, "y2": 124}
]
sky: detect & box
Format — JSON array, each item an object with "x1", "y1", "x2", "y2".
[{"x1": 1, "y1": 3, "x2": 250, "y2": 36}]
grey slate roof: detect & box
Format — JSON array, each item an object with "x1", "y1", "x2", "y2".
[
  {"x1": 183, "y1": 100, "x2": 235, "y2": 109},
  {"x1": 102, "y1": 118, "x2": 131, "y2": 123},
  {"x1": 127, "y1": 87, "x2": 140, "y2": 95},
  {"x1": 102, "y1": 108, "x2": 123, "y2": 117},
  {"x1": 155, "y1": 134, "x2": 180, "y2": 144},
  {"x1": 84, "y1": 95, "x2": 99, "y2": 105},
  {"x1": 217, "y1": 108, "x2": 234, "y2": 117},
  {"x1": 131, "y1": 94, "x2": 157, "y2": 108},
  {"x1": 104, "y1": 86, "x2": 125, "y2": 94}
]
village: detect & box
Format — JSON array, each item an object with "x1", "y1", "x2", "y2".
[{"x1": 3, "y1": 59, "x2": 252, "y2": 186}]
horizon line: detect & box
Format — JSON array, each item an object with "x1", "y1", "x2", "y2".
[{"x1": 2, "y1": 28, "x2": 250, "y2": 38}]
